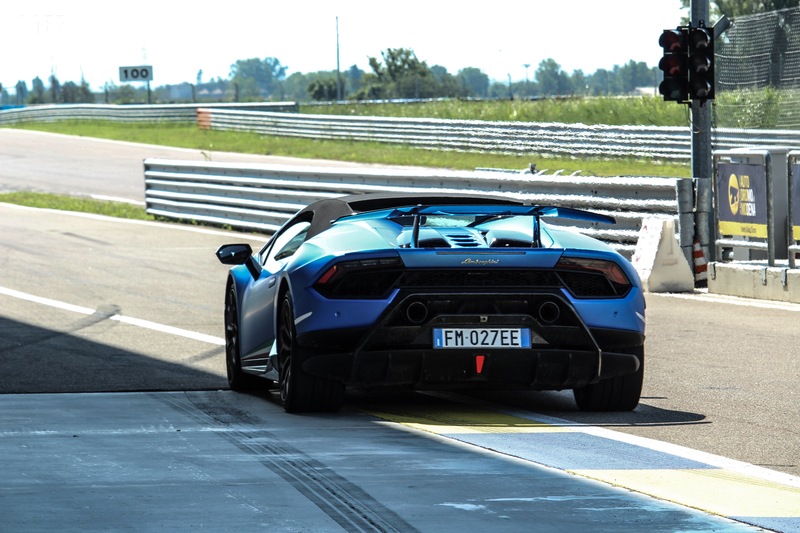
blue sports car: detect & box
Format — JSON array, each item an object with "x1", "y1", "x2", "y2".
[{"x1": 216, "y1": 193, "x2": 645, "y2": 413}]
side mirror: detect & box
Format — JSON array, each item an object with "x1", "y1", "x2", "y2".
[
  {"x1": 216, "y1": 243, "x2": 261, "y2": 278},
  {"x1": 216, "y1": 244, "x2": 253, "y2": 265}
]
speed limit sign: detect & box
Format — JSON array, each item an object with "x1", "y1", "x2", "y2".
[{"x1": 119, "y1": 65, "x2": 153, "y2": 82}]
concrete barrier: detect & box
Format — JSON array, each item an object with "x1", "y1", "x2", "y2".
[{"x1": 632, "y1": 218, "x2": 695, "y2": 292}]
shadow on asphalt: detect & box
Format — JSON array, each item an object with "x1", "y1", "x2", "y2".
[
  {"x1": 346, "y1": 388, "x2": 708, "y2": 429},
  {"x1": 0, "y1": 314, "x2": 707, "y2": 432},
  {"x1": 0, "y1": 316, "x2": 227, "y2": 394},
  {"x1": 461, "y1": 389, "x2": 709, "y2": 428}
]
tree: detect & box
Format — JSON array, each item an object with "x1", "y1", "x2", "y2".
[
  {"x1": 380, "y1": 48, "x2": 428, "y2": 83},
  {"x1": 488, "y1": 79, "x2": 513, "y2": 99},
  {"x1": 230, "y1": 57, "x2": 287, "y2": 100},
  {"x1": 15, "y1": 81, "x2": 28, "y2": 105},
  {"x1": 365, "y1": 48, "x2": 436, "y2": 99},
  {"x1": 105, "y1": 83, "x2": 140, "y2": 104},
  {"x1": 457, "y1": 67, "x2": 490, "y2": 97},
  {"x1": 359, "y1": 48, "x2": 485, "y2": 99},
  {"x1": 570, "y1": 70, "x2": 588, "y2": 96},
  {"x1": 307, "y1": 78, "x2": 338, "y2": 101},
  {"x1": 587, "y1": 68, "x2": 614, "y2": 95},
  {"x1": 49, "y1": 74, "x2": 61, "y2": 103},
  {"x1": 430, "y1": 65, "x2": 465, "y2": 97},
  {"x1": 345, "y1": 65, "x2": 365, "y2": 95},
  {"x1": 617, "y1": 60, "x2": 654, "y2": 93},
  {"x1": 30, "y1": 77, "x2": 46, "y2": 104},
  {"x1": 535, "y1": 59, "x2": 572, "y2": 96},
  {"x1": 61, "y1": 79, "x2": 94, "y2": 103},
  {"x1": 281, "y1": 72, "x2": 312, "y2": 101}
]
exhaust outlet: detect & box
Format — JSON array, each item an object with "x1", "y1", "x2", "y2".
[
  {"x1": 538, "y1": 301, "x2": 560, "y2": 324},
  {"x1": 405, "y1": 301, "x2": 429, "y2": 324}
]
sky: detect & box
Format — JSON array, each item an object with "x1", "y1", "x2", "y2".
[{"x1": 1, "y1": 0, "x2": 686, "y2": 93}]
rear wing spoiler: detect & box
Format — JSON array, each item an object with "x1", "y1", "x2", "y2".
[{"x1": 337, "y1": 204, "x2": 616, "y2": 249}]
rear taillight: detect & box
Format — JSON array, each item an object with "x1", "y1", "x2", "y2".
[
  {"x1": 314, "y1": 257, "x2": 403, "y2": 299},
  {"x1": 555, "y1": 257, "x2": 632, "y2": 298}
]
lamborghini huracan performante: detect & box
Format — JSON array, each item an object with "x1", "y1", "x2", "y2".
[{"x1": 216, "y1": 193, "x2": 645, "y2": 413}]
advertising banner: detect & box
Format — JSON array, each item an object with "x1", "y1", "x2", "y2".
[
  {"x1": 716, "y1": 163, "x2": 768, "y2": 238},
  {"x1": 793, "y1": 163, "x2": 800, "y2": 241}
]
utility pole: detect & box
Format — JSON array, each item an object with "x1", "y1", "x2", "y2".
[
  {"x1": 336, "y1": 17, "x2": 343, "y2": 101},
  {"x1": 524, "y1": 63, "x2": 530, "y2": 97},
  {"x1": 692, "y1": 0, "x2": 714, "y2": 259},
  {"x1": 691, "y1": 1, "x2": 730, "y2": 261},
  {"x1": 691, "y1": 0, "x2": 712, "y2": 183}
]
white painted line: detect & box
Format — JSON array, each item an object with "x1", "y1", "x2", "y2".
[
  {"x1": 0, "y1": 286, "x2": 224, "y2": 346},
  {"x1": 0, "y1": 202, "x2": 265, "y2": 241},
  {"x1": 0, "y1": 286, "x2": 96, "y2": 315},
  {"x1": 435, "y1": 391, "x2": 800, "y2": 490},
  {"x1": 108, "y1": 315, "x2": 224, "y2": 346},
  {"x1": 505, "y1": 408, "x2": 800, "y2": 490}
]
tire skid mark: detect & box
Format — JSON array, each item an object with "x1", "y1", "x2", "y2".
[{"x1": 156, "y1": 392, "x2": 417, "y2": 533}]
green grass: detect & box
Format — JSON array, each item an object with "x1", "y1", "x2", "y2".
[
  {"x1": 302, "y1": 96, "x2": 687, "y2": 126},
  {"x1": 8, "y1": 120, "x2": 690, "y2": 178},
  {"x1": 0, "y1": 191, "x2": 153, "y2": 219}
]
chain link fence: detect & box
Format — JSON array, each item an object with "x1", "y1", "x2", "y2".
[{"x1": 715, "y1": 6, "x2": 800, "y2": 130}]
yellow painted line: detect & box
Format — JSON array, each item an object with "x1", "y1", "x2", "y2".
[
  {"x1": 365, "y1": 406, "x2": 570, "y2": 434},
  {"x1": 366, "y1": 402, "x2": 800, "y2": 523},
  {"x1": 572, "y1": 468, "x2": 800, "y2": 518}
]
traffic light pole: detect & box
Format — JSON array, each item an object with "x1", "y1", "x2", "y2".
[{"x1": 691, "y1": 0, "x2": 715, "y2": 261}]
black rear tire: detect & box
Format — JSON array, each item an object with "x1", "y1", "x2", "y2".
[
  {"x1": 278, "y1": 292, "x2": 344, "y2": 413},
  {"x1": 573, "y1": 346, "x2": 644, "y2": 412}
]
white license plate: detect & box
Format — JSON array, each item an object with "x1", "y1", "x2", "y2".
[{"x1": 433, "y1": 328, "x2": 531, "y2": 349}]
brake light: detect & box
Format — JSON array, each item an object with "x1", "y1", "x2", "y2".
[
  {"x1": 316, "y1": 265, "x2": 338, "y2": 285},
  {"x1": 314, "y1": 257, "x2": 403, "y2": 299},
  {"x1": 555, "y1": 257, "x2": 632, "y2": 298}
]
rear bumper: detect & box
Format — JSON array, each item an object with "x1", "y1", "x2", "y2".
[
  {"x1": 300, "y1": 334, "x2": 642, "y2": 391},
  {"x1": 296, "y1": 289, "x2": 643, "y2": 391}
]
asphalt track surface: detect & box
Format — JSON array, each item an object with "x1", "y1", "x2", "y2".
[
  {"x1": 0, "y1": 129, "x2": 418, "y2": 202},
  {"x1": 1, "y1": 129, "x2": 799, "y2": 531}
]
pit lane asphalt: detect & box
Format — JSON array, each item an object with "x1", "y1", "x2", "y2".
[{"x1": 1, "y1": 204, "x2": 798, "y2": 532}]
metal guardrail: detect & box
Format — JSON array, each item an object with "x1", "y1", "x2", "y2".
[
  {"x1": 0, "y1": 102, "x2": 298, "y2": 125},
  {"x1": 200, "y1": 108, "x2": 800, "y2": 161},
  {"x1": 201, "y1": 109, "x2": 691, "y2": 160},
  {"x1": 6, "y1": 103, "x2": 800, "y2": 162},
  {"x1": 143, "y1": 159, "x2": 696, "y2": 260}
]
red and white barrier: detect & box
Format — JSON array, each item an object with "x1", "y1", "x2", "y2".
[{"x1": 693, "y1": 238, "x2": 708, "y2": 283}]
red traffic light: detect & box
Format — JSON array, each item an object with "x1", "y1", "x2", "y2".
[
  {"x1": 659, "y1": 29, "x2": 686, "y2": 51},
  {"x1": 659, "y1": 27, "x2": 689, "y2": 102},
  {"x1": 660, "y1": 55, "x2": 686, "y2": 76}
]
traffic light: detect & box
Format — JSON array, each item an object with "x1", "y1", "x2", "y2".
[
  {"x1": 688, "y1": 24, "x2": 715, "y2": 103},
  {"x1": 658, "y1": 28, "x2": 689, "y2": 102}
]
